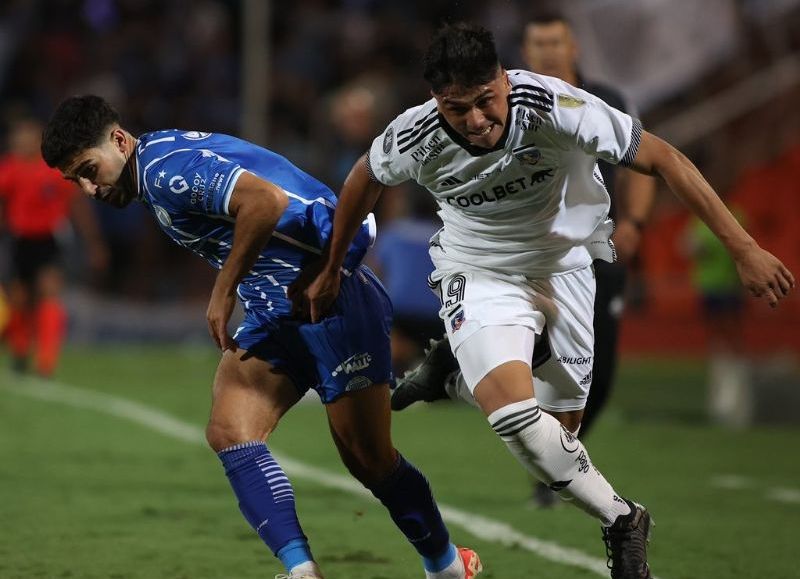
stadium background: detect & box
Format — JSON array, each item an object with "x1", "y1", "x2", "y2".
[{"x1": 1, "y1": 1, "x2": 799, "y2": 578}]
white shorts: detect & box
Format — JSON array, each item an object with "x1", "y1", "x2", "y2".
[{"x1": 431, "y1": 266, "x2": 596, "y2": 412}]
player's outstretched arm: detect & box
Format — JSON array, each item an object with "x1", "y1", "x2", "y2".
[
  {"x1": 630, "y1": 131, "x2": 795, "y2": 307},
  {"x1": 207, "y1": 172, "x2": 288, "y2": 350},
  {"x1": 290, "y1": 154, "x2": 384, "y2": 322},
  {"x1": 612, "y1": 169, "x2": 656, "y2": 263}
]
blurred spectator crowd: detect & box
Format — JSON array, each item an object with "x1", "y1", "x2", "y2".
[{"x1": 0, "y1": 0, "x2": 799, "y2": 353}]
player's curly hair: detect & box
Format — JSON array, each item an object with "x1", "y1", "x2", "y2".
[
  {"x1": 423, "y1": 22, "x2": 500, "y2": 93},
  {"x1": 41, "y1": 95, "x2": 120, "y2": 168}
]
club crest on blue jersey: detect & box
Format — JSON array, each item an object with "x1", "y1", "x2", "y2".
[{"x1": 153, "y1": 205, "x2": 172, "y2": 227}]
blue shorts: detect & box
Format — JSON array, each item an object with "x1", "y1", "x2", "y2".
[{"x1": 233, "y1": 265, "x2": 394, "y2": 403}]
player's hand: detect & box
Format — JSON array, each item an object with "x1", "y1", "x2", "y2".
[
  {"x1": 77, "y1": 176, "x2": 98, "y2": 197},
  {"x1": 734, "y1": 246, "x2": 795, "y2": 308},
  {"x1": 611, "y1": 220, "x2": 642, "y2": 264},
  {"x1": 288, "y1": 263, "x2": 340, "y2": 323},
  {"x1": 206, "y1": 287, "x2": 237, "y2": 351}
]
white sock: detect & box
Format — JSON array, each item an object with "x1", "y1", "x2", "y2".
[
  {"x1": 488, "y1": 398, "x2": 631, "y2": 526},
  {"x1": 425, "y1": 550, "x2": 464, "y2": 579},
  {"x1": 444, "y1": 370, "x2": 480, "y2": 408},
  {"x1": 288, "y1": 560, "x2": 322, "y2": 577}
]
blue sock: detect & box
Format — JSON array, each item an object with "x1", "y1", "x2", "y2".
[
  {"x1": 368, "y1": 453, "x2": 454, "y2": 570},
  {"x1": 218, "y1": 441, "x2": 311, "y2": 569},
  {"x1": 276, "y1": 538, "x2": 314, "y2": 572}
]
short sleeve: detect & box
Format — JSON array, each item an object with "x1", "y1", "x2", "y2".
[
  {"x1": 367, "y1": 117, "x2": 417, "y2": 187},
  {"x1": 144, "y1": 149, "x2": 246, "y2": 215},
  {"x1": 546, "y1": 79, "x2": 642, "y2": 168}
]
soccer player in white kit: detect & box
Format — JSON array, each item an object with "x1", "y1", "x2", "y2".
[{"x1": 293, "y1": 23, "x2": 795, "y2": 579}]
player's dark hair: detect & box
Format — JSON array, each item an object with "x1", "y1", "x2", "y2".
[
  {"x1": 527, "y1": 10, "x2": 571, "y2": 28},
  {"x1": 423, "y1": 22, "x2": 500, "y2": 93},
  {"x1": 41, "y1": 95, "x2": 120, "y2": 168}
]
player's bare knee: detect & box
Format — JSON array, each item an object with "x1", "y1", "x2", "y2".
[
  {"x1": 548, "y1": 409, "x2": 583, "y2": 433},
  {"x1": 205, "y1": 418, "x2": 268, "y2": 453}
]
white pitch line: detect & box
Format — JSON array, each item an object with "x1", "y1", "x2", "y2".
[
  {"x1": 710, "y1": 475, "x2": 800, "y2": 505},
  {"x1": 765, "y1": 488, "x2": 800, "y2": 505},
  {"x1": 709, "y1": 475, "x2": 754, "y2": 490},
  {"x1": 2, "y1": 376, "x2": 644, "y2": 578}
]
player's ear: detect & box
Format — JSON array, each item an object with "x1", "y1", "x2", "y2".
[{"x1": 111, "y1": 127, "x2": 126, "y2": 151}]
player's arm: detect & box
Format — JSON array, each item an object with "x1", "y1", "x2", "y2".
[
  {"x1": 207, "y1": 171, "x2": 288, "y2": 350},
  {"x1": 630, "y1": 131, "x2": 795, "y2": 306},
  {"x1": 292, "y1": 154, "x2": 384, "y2": 322},
  {"x1": 612, "y1": 169, "x2": 656, "y2": 263}
]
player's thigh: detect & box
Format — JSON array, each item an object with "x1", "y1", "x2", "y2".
[
  {"x1": 457, "y1": 324, "x2": 537, "y2": 415},
  {"x1": 208, "y1": 348, "x2": 301, "y2": 449},
  {"x1": 532, "y1": 266, "x2": 596, "y2": 413}
]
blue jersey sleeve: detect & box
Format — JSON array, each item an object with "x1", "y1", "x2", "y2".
[{"x1": 143, "y1": 149, "x2": 247, "y2": 216}]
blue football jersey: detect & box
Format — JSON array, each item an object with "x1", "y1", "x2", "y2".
[{"x1": 134, "y1": 130, "x2": 374, "y2": 313}]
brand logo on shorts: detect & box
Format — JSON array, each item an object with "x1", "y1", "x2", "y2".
[
  {"x1": 332, "y1": 352, "x2": 372, "y2": 377},
  {"x1": 345, "y1": 376, "x2": 372, "y2": 391},
  {"x1": 579, "y1": 371, "x2": 593, "y2": 386},
  {"x1": 557, "y1": 356, "x2": 592, "y2": 365}
]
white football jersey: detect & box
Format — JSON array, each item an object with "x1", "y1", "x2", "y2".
[{"x1": 367, "y1": 69, "x2": 642, "y2": 278}]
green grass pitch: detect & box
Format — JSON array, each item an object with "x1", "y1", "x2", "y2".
[{"x1": 1, "y1": 346, "x2": 798, "y2": 578}]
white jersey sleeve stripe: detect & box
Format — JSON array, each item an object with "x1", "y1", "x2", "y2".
[
  {"x1": 510, "y1": 97, "x2": 553, "y2": 113},
  {"x1": 397, "y1": 115, "x2": 439, "y2": 146},
  {"x1": 619, "y1": 118, "x2": 643, "y2": 167},
  {"x1": 364, "y1": 153, "x2": 383, "y2": 184},
  {"x1": 510, "y1": 84, "x2": 554, "y2": 102},
  {"x1": 397, "y1": 108, "x2": 438, "y2": 138}
]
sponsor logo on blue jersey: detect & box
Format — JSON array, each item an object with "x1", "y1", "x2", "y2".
[{"x1": 169, "y1": 175, "x2": 189, "y2": 193}]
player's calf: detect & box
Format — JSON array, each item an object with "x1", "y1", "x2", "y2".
[
  {"x1": 218, "y1": 441, "x2": 317, "y2": 575},
  {"x1": 488, "y1": 398, "x2": 631, "y2": 527}
]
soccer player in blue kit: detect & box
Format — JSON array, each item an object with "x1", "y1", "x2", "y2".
[{"x1": 41, "y1": 95, "x2": 482, "y2": 579}]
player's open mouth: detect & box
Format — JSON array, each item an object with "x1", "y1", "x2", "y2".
[{"x1": 471, "y1": 125, "x2": 493, "y2": 137}]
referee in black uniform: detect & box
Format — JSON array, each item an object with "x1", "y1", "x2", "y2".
[{"x1": 520, "y1": 12, "x2": 656, "y2": 506}]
